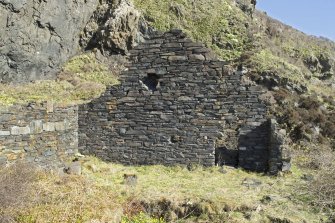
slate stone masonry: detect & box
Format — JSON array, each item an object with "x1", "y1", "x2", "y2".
[
  {"x1": 78, "y1": 30, "x2": 273, "y2": 171},
  {"x1": 0, "y1": 30, "x2": 287, "y2": 173},
  {"x1": 0, "y1": 102, "x2": 78, "y2": 168}
]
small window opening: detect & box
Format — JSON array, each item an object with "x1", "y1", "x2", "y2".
[{"x1": 142, "y1": 73, "x2": 159, "y2": 91}]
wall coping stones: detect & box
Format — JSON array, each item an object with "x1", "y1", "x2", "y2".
[{"x1": 11, "y1": 126, "x2": 31, "y2": 135}]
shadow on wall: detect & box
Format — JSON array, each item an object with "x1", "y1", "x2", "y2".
[
  {"x1": 238, "y1": 121, "x2": 270, "y2": 172},
  {"x1": 215, "y1": 121, "x2": 270, "y2": 171}
]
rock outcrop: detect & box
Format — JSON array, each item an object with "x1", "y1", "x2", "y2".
[
  {"x1": 234, "y1": 0, "x2": 256, "y2": 17},
  {"x1": 0, "y1": 0, "x2": 142, "y2": 83},
  {"x1": 80, "y1": 0, "x2": 141, "y2": 55},
  {"x1": 304, "y1": 53, "x2": 334, "y2": 80},
  {"x1": 0, "y1": 0, "x2": 98, "y2": 83}
]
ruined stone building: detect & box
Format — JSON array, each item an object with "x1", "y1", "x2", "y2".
[
  {"x1": 78, "y1": 30, "x2": 285, "y2": 172},
  {"x1": 0, "y1": 30, "x2": 286, "y2": 173}
]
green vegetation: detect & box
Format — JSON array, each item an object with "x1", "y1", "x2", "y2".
[
  {"x1": 133, "y1": 0, "x2": 250, "y2": 61},
  {"x1": 62, "y1": 53, "x2": 119, "y2": 86},
  {"x1": 0, "y1": 53, "x2": 119, "y2": 107},
  {"x1": 249, "y1": 11, "x2": 335, "y2": 97},
  {"x1": 132, "y1": 0, "x2": 334, "y2": 99},
  {"x1": 250, "y1": 49, "x2": 304, "y2": 81},
  {"x1": 122, "y1": 213, "x2": 166, "y2": 223},
  {"x1": 1, "y1": 157, "x2": 332, "y2": 223},
  {"x1": 0, "y1": 2, "x2": 334, "y2": 221}
]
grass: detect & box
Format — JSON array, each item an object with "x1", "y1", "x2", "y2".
[
  {"x1": 122, "y1": 213, "x2": 166, "y2": 223},
  {"x1": 132, "y1": 0, "x2": 250, "y2": 62},
  {"x1": 1, "y1": 157, "x2": 329, "y2": 223},
  {"x1": 62, "y1": 53, "x2": 119, "y2": 86},
  {"x1": 250, "y1": 49, "x2": 305, "y2": 81},
  {"x1": 0, "y1": 53, "x2": 119, "y2": 108}
]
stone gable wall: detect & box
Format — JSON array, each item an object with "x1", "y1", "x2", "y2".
[
  {"x1": 0, "y1": 30, "x2": 283, "y2": 172},
  {"x1": 0, "y1": 103, "x2": 78, "y2": 168},
  {"x1": 78, "y1": 30, "x2": 271, "y2": 171}
]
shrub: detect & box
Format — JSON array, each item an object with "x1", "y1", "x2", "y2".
[{"x1": 272, "y1": 89, "x2": 334, "y2": 142}]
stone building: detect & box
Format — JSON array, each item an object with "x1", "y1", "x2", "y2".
[
  {"x1": 78, "y1": 30, "x2": 284, "y2": 172},
  {"x1": 0, "y1": 30, "x2": 288, "y2": 173}
]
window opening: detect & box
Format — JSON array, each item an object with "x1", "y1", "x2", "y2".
[{"x1": 142, "y1": 73, "x2": 159, "y2": 91}]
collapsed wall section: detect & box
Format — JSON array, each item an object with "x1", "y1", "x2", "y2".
[
  {"x1": 217, "y1": 73, "x2": 270, "y2": 171},
  {"x1": 0, "y1": 103, "x2": 78, "y2": 168},
  {"x1": 79, "y1": 30, "x2": 270, "y2": 171}
]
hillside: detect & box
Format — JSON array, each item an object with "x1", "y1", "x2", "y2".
[
  {"x1": 2, "y1": 0, "x2": 333, "y2": 153},
  {"x1": 0, "y1": 0, "x2": 334, "y2": 222},
  {"x1": 131, "y1": 0, "x2": 335, "y2": 145}
]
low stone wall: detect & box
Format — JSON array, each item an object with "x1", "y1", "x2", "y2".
[{"x1": 0, "y1": 102, "x2": 78, "y2": 168}]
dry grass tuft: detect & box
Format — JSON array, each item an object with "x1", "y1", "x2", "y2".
[
  {"x1": 0, "y1": 156, "x2": 332, "y2": 222},
  {"x1": 309, "y1": 151, "x2": 335, "y2": 211},
  {"x1": 0, "y1": 163, "x2": 40, "y2": 222}
]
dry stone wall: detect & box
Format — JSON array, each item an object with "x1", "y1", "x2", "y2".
[
  {"x1": 268, "y1": 119, "x2": 291, "y2": 174},
  {"x1": 0, "y1": 30, "x2": 289, "y2": 174},
  {"x1": 0, "y1": 103, "x2": 78, "y2": 168},
  {"x1": 0, "y1": 30, "x2": 285, "y2": 173},
  {"x1": 79, "y1": 30, "x2": 271, "y2": 171}
]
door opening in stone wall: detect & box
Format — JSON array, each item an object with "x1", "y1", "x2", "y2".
[{"x1": 215, "y1": 147, "x2": 239, "y2": 167}]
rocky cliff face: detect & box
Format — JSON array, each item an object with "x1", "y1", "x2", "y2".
[
  {"x1": 0, "y1": 0, "x2": 98, "y2": 83},
  {"x1": 0, "y1": 0, "x2": 142, "y2": 83},
  {"x1": 80, "y1": 0, "x2": 140, "y2": 55}
]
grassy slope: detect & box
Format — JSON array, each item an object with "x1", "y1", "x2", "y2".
[
  {"x1": 0, "y1": 1, "x2": 334, "y2": 222},
  {"x1": 1, "y1": 157, "x2": 328, "y2": 223},
  {"x1": 133, "y1": 0, "x2": 250, "y2": 62},
  {"x1": 250, "y1": 11, "x2": 335, "y2": 97},
  {"x1": 132, "y1": 0, "x2": 335, "y2": 144},
  {"x1": 0, "y1": 53, "x2": 119, "y2": 107},
  {"x1": 133, "y1": 0, "x2": 335, "y2": 97}
]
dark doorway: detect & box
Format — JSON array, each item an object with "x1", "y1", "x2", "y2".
[{"x1": 215, "y1": 147, "x2": 238, "y2": 167}]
